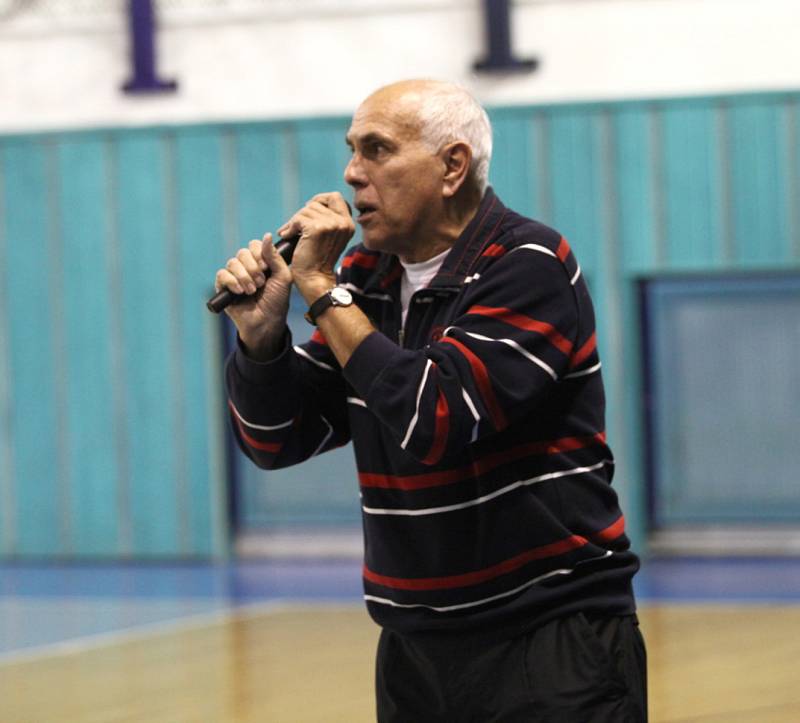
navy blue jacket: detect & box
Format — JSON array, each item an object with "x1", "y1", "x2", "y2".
[{"x1": 226, "y1": 189, "x2": 639, "y2": 638}]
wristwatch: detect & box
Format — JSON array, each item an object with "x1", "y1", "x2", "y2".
[{"x1": 304, "y1": 286, "x2": 354, "y2": 325}]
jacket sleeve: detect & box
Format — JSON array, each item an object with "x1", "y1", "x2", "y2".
[
  {"x1": 225, "y1": 326, "x2": 351, "y2": 470},
  {"x1": 342, "y1": 240, "x2": 596, "y2": 465}
]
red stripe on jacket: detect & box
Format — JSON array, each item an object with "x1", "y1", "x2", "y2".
[
  {"x1": 570, "y1": 332, "x2": 597, "y2": 368},
  {"x1": 466, "y1": 305, "x2": 574, "y2": 356},
  {"x1": 421, "y1": 387, "x2": 450, "y2": 466},
  {"x1": 440, "y1": 336, "x2": 507, "y2": 431},
  {"x1": 592, "y1": 515, "x2": 626, "y2": 543},
  {"x1": 342, "y1": 251, "x2": 380, "y2": 269},
  {"x1": 556, "y1": 237, "x2": 571, "y2": 262},
  {"x1": 229, "y1": 403, "x2": 283, "y2": 454},
  {"x1": 359, "y1": 432, "x2": 606, "y2": 490},
  {"x1": 310, "y1": 329, "x2": 328, "y2": 346},
  {"x1": 363, "y1": 535, "x2": 588, "y2": 591},
  {"x1": 482, "y1": 243, "x2": 506, "y2": 258}
]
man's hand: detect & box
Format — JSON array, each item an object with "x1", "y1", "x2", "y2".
[
  {"x1": 278, "y1": 192, "x2": 355, "y2": 304},
  {"x1": 214, "y1": 233, "x2": 293, "y2": 361},
  {"x1": 277, "y1": 191, "x2": 373, "y2": 369}
]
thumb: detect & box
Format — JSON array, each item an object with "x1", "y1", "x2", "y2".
[{"x1": 261, "y1": 233, "x2": 293, "y2": 284}]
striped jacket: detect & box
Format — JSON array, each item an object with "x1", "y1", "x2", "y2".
[{"x1": 226, "y1": 189, "x2": 639, "y2": 638}]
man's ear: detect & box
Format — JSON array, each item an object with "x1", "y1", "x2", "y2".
[{"x1": 441, "y1": 141, "x2": 472, "y2": 198}]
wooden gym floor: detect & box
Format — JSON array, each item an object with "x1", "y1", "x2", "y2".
[{"x1": 1, "y1": 558, "x2": 799, "y2": 722}]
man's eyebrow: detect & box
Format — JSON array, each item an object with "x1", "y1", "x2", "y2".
[{"x1": 345, "y1": 131, "x2": 395, "y2": 148}]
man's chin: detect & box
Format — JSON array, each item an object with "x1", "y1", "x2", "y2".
[
  {"x1": 360, "y1": 230, "x2": 405, "y2": 257},
  {"x1": 361, "y1": 233, "x2": 384, "y2": 252}
]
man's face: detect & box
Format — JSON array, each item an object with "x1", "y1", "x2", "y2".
[{"x1": 344, "y1": 91, "x2": 444, "y2": 257}]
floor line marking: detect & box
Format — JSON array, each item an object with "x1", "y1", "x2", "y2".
[{"x1": 0, "y1": 598, "x2": 362, "y2": 666}]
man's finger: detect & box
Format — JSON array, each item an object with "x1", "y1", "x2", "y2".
[
  {"x1": 261, "y1": 232, "x2": 292, "y2": 281},
  {"x1": 225, "y1": 257, "x2": 257, "y2": 294},
  {"x1": 237, "y1": 246, "x2": 265, "y2": 284},
  {"x1": 280, "y1": 193, "x2": 352, "y2": 237},
  {"x1": 215, "y1": 268, "x2": 245, "y2": 295},
  {"x1": 248, "y1": 238, "x2": 269, "y2": 271},
  {"x1": 310, "y1": 192, "x2": 351, "y2": 217}
]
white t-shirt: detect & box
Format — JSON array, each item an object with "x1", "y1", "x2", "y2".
[{"x1": 399, "y1": 248, "x2": 450, "y2": 327}]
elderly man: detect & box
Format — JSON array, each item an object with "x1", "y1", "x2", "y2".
[{"x1": 217, "y1": 80, "x2": 646, "y2": 722}]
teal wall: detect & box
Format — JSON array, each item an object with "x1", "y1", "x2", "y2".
[{"x1": 1, "y1": 90, "x2": 798, "y2": 558}]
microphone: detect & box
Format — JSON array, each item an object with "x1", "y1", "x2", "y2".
[
  {"x1": 206, "y1": 235, "x2": 298, "y2": 314},
  {"x1": 206, "y1": 200, "x2": 352, "y2": 314}
]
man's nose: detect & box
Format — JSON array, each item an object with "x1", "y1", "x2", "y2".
[{"x1": 344, "y1": 155, "x2": 366, "y2": 187}]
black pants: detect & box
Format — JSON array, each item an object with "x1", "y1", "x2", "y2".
[{"x1": 376, "y1": 613, "x2": 647, "y2": 722}]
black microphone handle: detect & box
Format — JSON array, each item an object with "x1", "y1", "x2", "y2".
[{"x1": 206, "y1": 236, "x2": 298, "y2": 314}]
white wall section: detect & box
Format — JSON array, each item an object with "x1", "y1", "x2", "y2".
[{"x1": 1, "y1": 0, "x2": 798, "y2": 131}]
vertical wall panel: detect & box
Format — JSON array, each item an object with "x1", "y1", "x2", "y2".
[
  {"x1": 590, "y1": 111, "x2": 629, "y2": 514},
  {"x1": 546, "y1": 109, "x2": 601, "y2": 275},
  {"x1": 115, "y1": 132, "x2": 180, "y2": 556},
  {"x1": 163, "y1": 131, "x2": 191, "y2": 555},
  {"x1": 728, "y1": 101, "x2": 792, "y2": 265},
  {"x1": 547, "y1": 109, "x2": 608, "y2": 370},
  {"x1": 0, "y1": 149, "x2": 15, "y2": 554},
  {"x1": 235, "y1": 126, "x2": 288, "y2": 244},
  {"x1": 103, "y1": 139, "x2": 132, "y2": 555},
  {"x1": 488, "y1": 112, "x2": 539, "y2": 219},
  {"x1": 295, "y1": 120, "x2": 353, "y2": 215},
  {"x1": 2, "y1": 141, "x2": 63, "y2": 555},
  {"x1": 57, "y1": 137, "x2": 119, "y2": 556},
  {"x1": 613, "y1": 106, "x2": 661, "y2": 547},
  {"x1": 790, "y1": 99, "x2": 800, "y2": 261},
  {"x1": 174, "y1": 129, "x2": 229, "y2": 556},
  {"x1": 615, "y1": 107, "x2": 662, "y2": 272},
  {"x1": 661, "y1": 103, "x2": 726, "y2": 267}
]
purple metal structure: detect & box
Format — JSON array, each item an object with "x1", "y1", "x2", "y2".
[{"x1": 122, "y1": 0, "x2": 177, "y2": 94}]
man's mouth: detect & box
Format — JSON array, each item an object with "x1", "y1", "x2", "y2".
[{"x1": 355, "y1": 202, "x2": 378, "y2": 222}]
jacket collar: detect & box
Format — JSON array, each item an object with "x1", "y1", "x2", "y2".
[
  {"x1": 369, "y1": 187, "x2": 507, "y2": 292},
  {"x1": 430, "y1": 187, "x2": 505, "y2": 288}
]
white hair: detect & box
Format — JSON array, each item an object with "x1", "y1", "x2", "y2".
[{"x1": 413, "y1": 81, "x2": 493, "y2": 194}]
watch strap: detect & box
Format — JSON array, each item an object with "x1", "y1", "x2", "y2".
[{"x1": 304, "y1": 290, "x2": 335, "y2": 325}]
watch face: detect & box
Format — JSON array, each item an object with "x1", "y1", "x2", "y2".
[{"x1": 330, "y1": 287, "x2": 353, "y2": 305}]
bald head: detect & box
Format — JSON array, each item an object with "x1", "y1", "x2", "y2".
[
  {"x1": 361, "y1": 79, "x2": 445, "y2": 118},
  {"x1": 355, "y1": 80, "x2": 493, "y2": 194}
]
